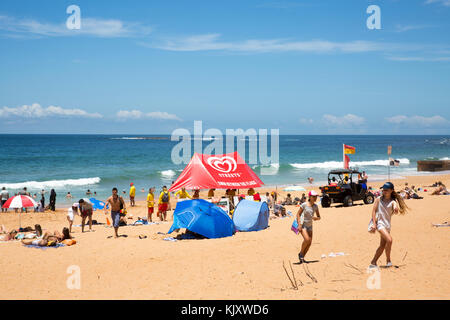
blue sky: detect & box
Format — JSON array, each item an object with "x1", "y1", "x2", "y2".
[{"x1": 0, "y1": 0, "x2": 449, "y2": 134}]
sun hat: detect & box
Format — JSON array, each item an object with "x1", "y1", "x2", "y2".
[
  {"x1": 72, "y1": 203, "x2": 79, "y2": 208},
  {"x1": 381, "y1": 182, "x2": 395, "y2": 190},
  {"x1": 308, "y1": 190, "x2": 319, "y2": 197},
  {"x1": 130, "y1": 183, "x2": 134, "y2": 186}
]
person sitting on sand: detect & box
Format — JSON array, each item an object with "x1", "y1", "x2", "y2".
[
  {"x1": 369, "y1": 182, "x2": 409, "y2": 268},
  {"x1": 21, "y1": 227, "x2": 71, "y2": 247},
  {"x1": 283, "y1": 194, "x2": 293, "y2": 205},
  {"x1": 431, "y1": 185, "x2": 449, "y2": 195},
  {"x1": 296, "y1": 190, "x2": 321, "y2": 263},
  {"x1": 405, "y1": 186, "x2": 423, "y2": 199},
  {"x1": 273, "y1": 201, "x2": 287, "y2": 217},
  {"x1": 192, "y1": 189, "x2": 200, "y2": 199},
  {"x1": 300, "y1": 193, "x2": 307, "y2": 204}
]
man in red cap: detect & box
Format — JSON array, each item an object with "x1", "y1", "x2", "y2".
[{"x1": 129, "y1": 183, "x2": 136, "y2": 207}]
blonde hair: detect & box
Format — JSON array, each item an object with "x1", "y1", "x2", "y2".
[{"x1": 391, "y1": 190, "x2": 409, "y2": 214}]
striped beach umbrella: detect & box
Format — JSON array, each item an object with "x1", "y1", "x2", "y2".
[
  {"x1": 2, "y1": 195, "x2": 38, "y2": 228},
  {"x1": 2, "y1": 195, "x2": 37, "y2": 209}
]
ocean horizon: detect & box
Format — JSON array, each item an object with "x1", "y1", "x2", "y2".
[{"x1": 1, "y1": 134, "x2": 449, "y2": 204}]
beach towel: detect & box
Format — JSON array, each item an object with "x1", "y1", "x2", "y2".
[
  {"x1": 291, "y1": 219, "x2": 299, "y2": 235},
  {"x1": 24, "y1": 243, "x2": 66, "y2": 250},
  {"x1": 163, "y1": 237, "x2": 177, "y2": 242}
]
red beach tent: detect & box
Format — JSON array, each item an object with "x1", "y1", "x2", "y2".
[{"x1": 169, "y1": 152, "x2": 264, "y2": 192}]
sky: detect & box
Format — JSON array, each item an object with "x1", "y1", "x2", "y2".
[{"x1": 0, "y1": 0, "x2": 449, "y2": 135}]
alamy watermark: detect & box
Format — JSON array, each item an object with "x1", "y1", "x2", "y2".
[
  {"x1": 170, "y1": 121, "x2": 279, "y2": 176},
  {"x1": 66, "y1": 5, "x2": 81, "y2": 30},
  {"x1": 66, "y1": 265, "x2": 81, "y2": 290},
  {"x1": 367, "y1": 5, "x2": 381, "y2": 30},
  {"x1": 366, "y1": 267, "x2": 381, "y2": 290}
]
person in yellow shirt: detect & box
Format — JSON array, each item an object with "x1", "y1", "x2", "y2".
[
  {"x1": 129, "y1": 183, "x2": 136, "y2": 207},
  {"x1": 158, "y1": 186, "x2": 170, "y2": 221},
  {"x1": 146, "y1": 187, "x2": 155, "y2": 222},
  {"x1": 175, "y1": 188, "x2": 191, "y2": 200}
]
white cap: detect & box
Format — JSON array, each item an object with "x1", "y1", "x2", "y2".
[
  {"x1": 308, "y1": 190, "x2": 319, "y2": 197},
  {"x1": 72, "y1": 203, "x2": 79, "y2": 208}
]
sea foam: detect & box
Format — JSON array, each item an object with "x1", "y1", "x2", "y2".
[
  {"x1": 290, "y1": 158, "x2": 410, "y2": 169},
  {"x1": 0, "y1": 177, "x2": 101, "y2": 189}
]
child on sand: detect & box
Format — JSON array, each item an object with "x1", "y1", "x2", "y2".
[
  {"x1": 67, "y1": 203, "x2": 79, "y2": 233},
  {"x1": 369, "y1": 182, "x2": 409, "y2": 268},
  {"x1": 296, "y1": 190, "x2": 321, "y2": 263}
]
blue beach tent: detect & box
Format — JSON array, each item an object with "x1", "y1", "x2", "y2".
[
  {"x1": 168, "y1": 199, "x2": 235, "y2": 239},
  {"x1": 232, "y1": 199, "x2": 269, "y2": 232}
]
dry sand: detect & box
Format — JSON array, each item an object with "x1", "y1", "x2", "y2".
[{"x1": 1, "y1": 174, "x2": 449, "y2": 299}]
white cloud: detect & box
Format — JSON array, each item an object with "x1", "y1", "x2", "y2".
[
  {"x1": 425, "y1": 0, "x2": 450, "y2": 6},
  {"x1": 387, "y1": 56, "x2": 450, "y2": 62},
  {"x1": 144, "y1": 33, "x2": 412, "y2": 53},
  {"x1": 394, "y1": 24, "x2": 432, "y2": 32},
  {"x1": 322, "y1": 114, "x2": 366, "y2": 126},
  {"x1": 117, "y1": 110, "x2": 182, "y2": 121},
  {"x1": 0, "y1": 15, "x2": 152, "y2": 38},
  {"x1": 386, "y1": 115, "x2": 449, "y2": 127},
  {"x1": 299, "y1": 118, "x2": 313, "y2": 124},
  {"x1": 0, "y1": 103, "x2": 102, "y2": 119}
]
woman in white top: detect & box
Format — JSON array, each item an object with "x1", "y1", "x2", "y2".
[
  {"x1": 296, "y1": 190, "x2": 321, "y2": 263},
  {"x1": 369, "y1": 182, "x2": 408, "y2": 268}
]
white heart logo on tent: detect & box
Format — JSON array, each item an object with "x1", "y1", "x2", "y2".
[{"x1": 207, "y1": 156, "x2": 237, "y2": 173}]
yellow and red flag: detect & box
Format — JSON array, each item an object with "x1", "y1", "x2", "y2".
[{"x1": 343, "y1": 144, "x2": 356, "y2": 155}]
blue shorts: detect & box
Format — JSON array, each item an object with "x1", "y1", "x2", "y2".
[
  {"x1": 111, "y1": 211, "x2": 121, "y2": 228},
  {"x1": 302, "y1": 223, "x2": 313, "y2": 232}
]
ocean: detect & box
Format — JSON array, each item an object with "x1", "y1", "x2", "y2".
[{"x1": 1, "y1": 134, "x2": 449, "y2": 205}]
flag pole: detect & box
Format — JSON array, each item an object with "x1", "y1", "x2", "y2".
[{"x1": 342, "y1": 144, "x2": 345, "y2": 169}]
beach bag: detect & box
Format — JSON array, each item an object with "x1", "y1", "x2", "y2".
[{"x1": 162, "y1": 192, "x2": 169, "y2": 203}]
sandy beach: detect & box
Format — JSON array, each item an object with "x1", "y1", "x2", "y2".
[{"x1": 1, "y1": 174, "x2": 449, "y2": 300}]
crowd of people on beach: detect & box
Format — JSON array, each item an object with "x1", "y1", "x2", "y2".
[{"x1": 1, "y1": 176, "x2": 448, "y2": 268}]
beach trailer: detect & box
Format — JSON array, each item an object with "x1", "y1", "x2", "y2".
[{"x1": 232, "y1": 199, "x2": 269, "y2": 232}]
